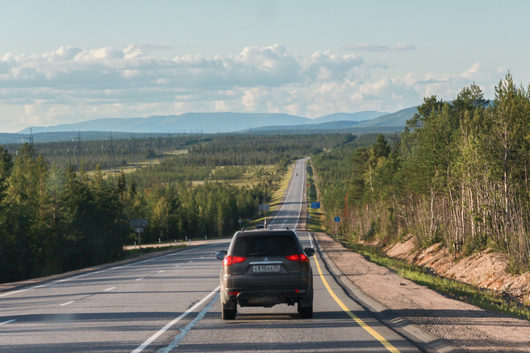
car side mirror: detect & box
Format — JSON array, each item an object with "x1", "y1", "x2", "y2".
[
  {"x1": 216, "y1": 250, "x2": 227, "y2": 260},
  {"x1": 304, "y1": 248, "x2": 315, "y2": 257}
]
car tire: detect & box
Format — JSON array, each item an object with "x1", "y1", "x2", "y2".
[
  {"x1": 222, "y1": 302, "x2": 236, "y2": 320},
  {"x1": 298, "y1": 303, "x2": 313, "y2": 318}
]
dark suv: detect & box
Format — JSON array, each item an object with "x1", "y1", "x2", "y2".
[{"x1": 216, "y1": 229, "x2": 315, "y2": 320}]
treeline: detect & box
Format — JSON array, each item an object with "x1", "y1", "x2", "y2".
[
  {"x1": 0, "y1": 133, "x2": 348, "y2": 282},
  {"x1": 5, "y1": 135, "x2": 203, "y2": 171},
  {"x1": 313, "y1": 74, "x2": 529, "y2": 272},
  {"x1": 127, "y1": 133, "x2": 352, "y2": 189},
  {"x1": 120, "y1": 133, "x2": 352, "y2": 239},
  {"x1": 0, "y1": 144, "x2": 128, "y2": 282}
]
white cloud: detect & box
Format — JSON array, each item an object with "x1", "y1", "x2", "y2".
[
  {"x1": 461, "y1": 62, "x2": 481, "y2": 79},
  {"x1": 0, "y1": 44, "x2": 492, "y2": 131}
]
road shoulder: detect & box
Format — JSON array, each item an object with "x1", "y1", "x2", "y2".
[{"x1": 313, "y1": 232, "x2": 530, "y2": 353}]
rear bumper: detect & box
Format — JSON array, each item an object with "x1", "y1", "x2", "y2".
[
  {"x1": 220, "y1": 273, "x2": 312, "y2": 307},
  {"x1": 227, "y1": 288, "x2": 308, "y2": 307}
]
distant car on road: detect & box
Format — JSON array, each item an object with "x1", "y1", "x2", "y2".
[{"x1": 216, "y1": 229, "x2": 315, "y2": 319}]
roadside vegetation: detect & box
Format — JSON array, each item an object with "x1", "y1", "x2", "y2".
[
  {"x1": 0, "y1": 133, "x2": 349, "y2": 283},
  {"x1": 343, "y1": 241, "x2": 530, "y2": 320},
  {"x1": 308, "y1": 74, "x2": 529, "y2": 318},
  {"x1": 312, "y1": 74, "x2": 529, "y2": 273}
]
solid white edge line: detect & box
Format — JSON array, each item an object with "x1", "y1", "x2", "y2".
[
  {"x1": 0, "y1": 319, "x2": 16, "y2": 326},
  {"x1": 270, "y1": 160, "x2": 298, "y2": 228},
  {"x1": 293, "y1": 159, "x2": 306, "y2": 231},
  {"x1": 0, "y1": 242, "x2": 211, "y2": 299},
  {"x1": 269, "y1": 158, "x2": 299, "y2": 229},
  {"x1": 131, "y1": 286, "x2": 220, "y2": 353}
]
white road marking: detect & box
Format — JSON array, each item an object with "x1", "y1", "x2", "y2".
[
  {"x1": 104, "y1": 287, "x2": 116, "y2": 292},
  {"x1": 293, "y1": 160, "x2": 305, "y2": 231},
  {"x1": 136, "y1": 278, "x2": 144, "y2": 281},
  {"x1": 0, "y1": 319, "x2": 15, "y2": 326},
  {"x1": 158, "y1": 270, "x2": 164, "y2": 274},
  {"x1": 131, "y1": 286, "x2": 220, "y2": 353},
  {"x1": 157, "y1": 292, "x2": 220, "y2": 353},
  {"x1": 60, "y1": 301, "x2": 75, "y2": 307}
]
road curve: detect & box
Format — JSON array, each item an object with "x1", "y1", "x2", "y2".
[{"x1": 0, "y1": 158, "x2": 422, "y2": 352}]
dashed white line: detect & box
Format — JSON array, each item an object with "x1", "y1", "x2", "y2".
[
  {"x1": 0, "y1": 319, "x2": 15, "y2": 326},
  {"x1": 60, "y1": 301, "x2": 75, "y2": 307},
  {"x1": 104, "y1": 287, "x2": 116, "y2": 292},
  {"x1": 132, "y1": 286, "x2": 220, "y2": 353},
  {"x1": 158, "y1": 270, "x2": 165, "y2": 274},
  {"x1": 136, "y1": 278, "x2": 144, "y2": 281},
  {"x1": 157, "y1": 292, "x2": 220, "y2": 353}
]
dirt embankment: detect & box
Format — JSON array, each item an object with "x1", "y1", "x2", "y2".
[
  {"x1": 384, "y1": 235, "x2": 530, "y2": 306},
  {"x1": 316, "y1": 232, "x2": 530, "y2": 353}
]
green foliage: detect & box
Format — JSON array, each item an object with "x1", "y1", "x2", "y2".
[
  {"x1": 0, "y1": 133, "x2": 347, "y2": 283},
  {"x1": 5, "y1": 135, "x2": 201, "y2": 171},
  {"x1": 312, "y1": 75, "x2": 529, "y2": 271}
]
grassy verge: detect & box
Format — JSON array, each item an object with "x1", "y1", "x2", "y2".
[
  {"x1": 307, "y1": 162, "x2": 326, "y2": 233},
  {"x1": 248, "y1": 162, "x2": 293, "y2": 228},
  {"x1": 341, "y1": 240, "x2": 530, "y2": 320},
  {"x1": 270, "y1": 163, "x2": 294, "y2": 210}
]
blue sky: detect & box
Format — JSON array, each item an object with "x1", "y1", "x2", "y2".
[{"x1": 1, "y1": 0, "x2": 529, "y2": 132}]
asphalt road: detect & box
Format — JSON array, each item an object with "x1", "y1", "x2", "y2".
[{"x1": 0, "y1": 158, "x2": 422, "y2": 353}]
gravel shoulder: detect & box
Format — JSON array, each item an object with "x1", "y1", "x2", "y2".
[{"x1": 314, "y1": 232, "x2": 530, "y2": 353}]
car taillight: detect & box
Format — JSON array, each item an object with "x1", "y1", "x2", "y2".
[
  {"x1": 285, "y1": 254, "x2": 300, "y2": 261},
  {"x1": 223, "y1": 256, "x2": 246, "y2": 266},
  {"x1": 286, "y1": 254, "x2": 309, "y2": 263}
]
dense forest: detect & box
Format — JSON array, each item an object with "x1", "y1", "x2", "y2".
[
  {"x1": 312, "y1": 74, "x2": 529, "y2": 272},
  {"x1": 6, "y1": 135, "x2": 203, "y2": 171},
  {"x1": 0, "y1": 133, "x2": 349, "y2": 283}
]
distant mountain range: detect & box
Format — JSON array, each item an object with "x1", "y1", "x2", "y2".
[
  {"x1": 1, "y1": 107, "x2": 419, "y2": 144},
  {"x1": 18, "y1": 111, "x2": 389, "y2": 135}
]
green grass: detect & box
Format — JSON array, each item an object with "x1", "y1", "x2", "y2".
[{"x1": 341, "y1": 240, "x2": 530, "y2": 321}]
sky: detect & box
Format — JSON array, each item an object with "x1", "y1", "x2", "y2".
[{"x1": 1, "y1": 0, "x2": 529, "y2": 132}]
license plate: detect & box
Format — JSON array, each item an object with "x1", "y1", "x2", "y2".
[{"x1": 252, "y1": 265, "x2": 280, "y2": 273}]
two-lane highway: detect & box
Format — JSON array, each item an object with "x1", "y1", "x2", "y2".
[{"x1": 0, "y1": 158, "x2": 421, "y2": 352}]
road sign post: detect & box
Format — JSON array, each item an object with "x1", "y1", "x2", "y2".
[
  {"x1": 334, "y1": 216, "x2": 340, "y2": 239},
  {"x1": 130, "y1": 218, "x2": 148, "y2": 248},
  {"x1": 259, "y1": 204, "x2": 270, "y2": 228}
]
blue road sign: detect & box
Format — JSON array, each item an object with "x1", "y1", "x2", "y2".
[
  {"x1": 334, "y1": 216, "x2": 341, "y2": 222},
  {"x1": 310, "y1": 202, "x2": 320, "y2": 209}
]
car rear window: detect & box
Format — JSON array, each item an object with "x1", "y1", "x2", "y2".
[{"x1": 232, "y1": 233, "x2": 299, "y2": 257}]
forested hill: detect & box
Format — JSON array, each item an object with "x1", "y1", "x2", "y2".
[
  {"x1": 15, "y1": 110, "x2": 392, "y2": 136},
  {"x1": 311, "y1": 74, "x2": 529, "y2": 273}
]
